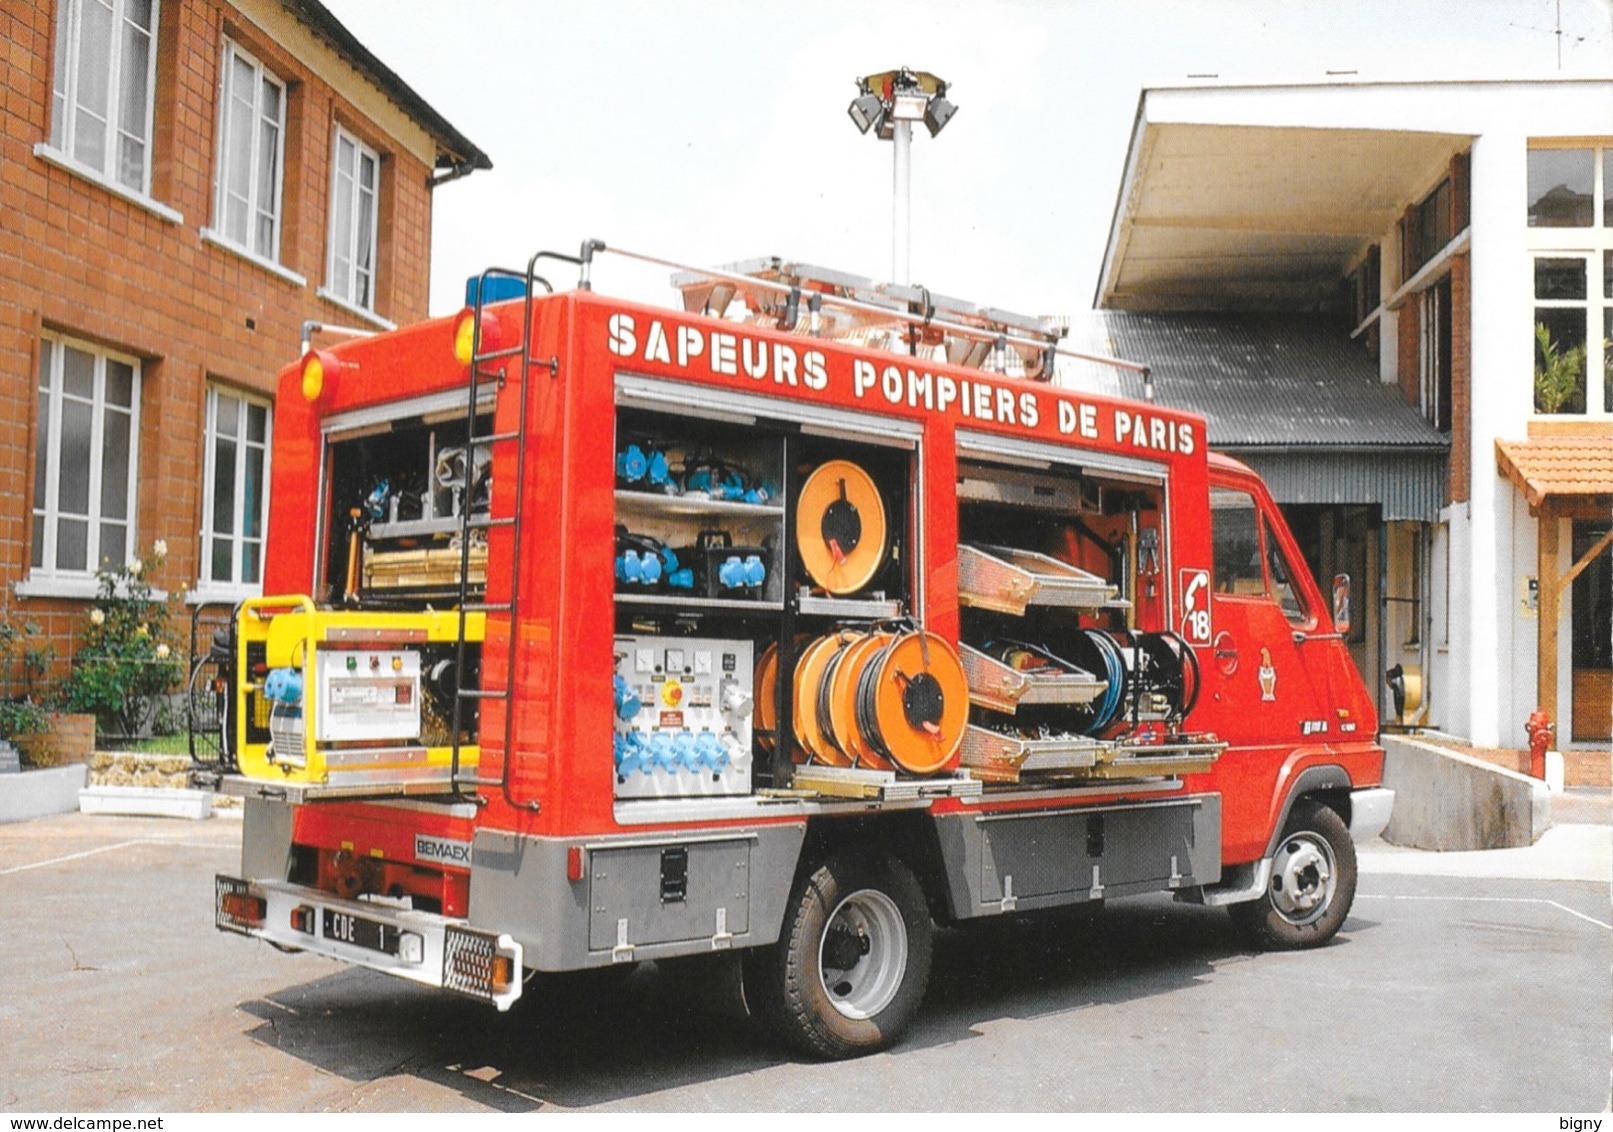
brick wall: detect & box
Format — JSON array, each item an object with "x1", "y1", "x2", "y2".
[
  {"x1": 0, "y1": 0, "x2": 443, "y2": 688},
  {"x1": 1396, "y1": 281, "x2": 1421, "y2": 409},
  {"x1": 1449, "y1": 252, "x2": 1471, "y2": 504}
]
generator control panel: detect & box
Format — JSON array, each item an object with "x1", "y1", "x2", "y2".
[
  {"x1": 313, "y1": 649, "x2": 423, "y2": 743},
  {"x1": 612, "y1": 635, "x2": 754, "y2": 798}
]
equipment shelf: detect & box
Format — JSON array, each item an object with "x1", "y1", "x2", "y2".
[
  {"x1": 957, "y1": 544, "x2": 1119, "y2": 615},
  {"x1": 795, "y1": 590, "x2": 902, "y2": 620},
  {"x1": 959, "y1": 727, "x2": 1224, "y2": 784},
  {"x1": 614, "y1": 491, "x2": 784, "y2": 521},
  {"x1": 614, "y1": 592, "x2": 784, "y2": 612},
  {"x1": 958, "y1": 643, "x2": 1106, "y2": 714},
  {"x1": 959, "y1": 725, "x2": 1103, "y2": 782},
  {"x1": 1090, "y1": 741, "x2": 1224, "y2": 780}
]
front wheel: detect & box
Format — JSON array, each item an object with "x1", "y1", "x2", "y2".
[
  {"x1": 748, "y1": 851, "x2": 932, "y2": 1059},
  {"x1": 1231, "y1": 799, "x2": 1357, "y2": 950}
]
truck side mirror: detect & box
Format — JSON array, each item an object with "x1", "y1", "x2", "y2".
[{"x1": 1332, "y1": 573, "x2": 1352, "y2": 636}]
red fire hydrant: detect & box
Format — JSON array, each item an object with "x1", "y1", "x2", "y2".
[{"x1": 1525, "y1": 710, "x2": 1553, "y2": 779}]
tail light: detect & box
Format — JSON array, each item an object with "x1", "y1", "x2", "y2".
[
  {"x1": 216, "y1": 876, "x2": 265, "y2": 932},
  {"x1": 443, "y1": 925, "x2": 522, "y2": 1010}
]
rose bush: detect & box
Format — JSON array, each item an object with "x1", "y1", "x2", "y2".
[{"x1": 62, "y1": 540, "x2": 184, "y2": 741}]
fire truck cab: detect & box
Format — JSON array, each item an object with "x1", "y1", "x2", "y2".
[{"x1": 214, "y1": 243, "x2": 1392, "y2": 1059}]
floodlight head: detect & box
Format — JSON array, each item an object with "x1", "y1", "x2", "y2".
[
  {"x1": 848, "y1": 91, "x2": 884, "y2": 135},
  {"x1": 923, "y1": 94, "x2": 957, "y2": 137}
]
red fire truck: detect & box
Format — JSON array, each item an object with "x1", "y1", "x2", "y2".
[{"x1": 213, "y1": 242, "x2": 1392, "y2": 1059}]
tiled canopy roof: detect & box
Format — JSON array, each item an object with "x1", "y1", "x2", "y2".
[{"x1": 1495, "y1": 424, "x2": 1613, "y2": 510}]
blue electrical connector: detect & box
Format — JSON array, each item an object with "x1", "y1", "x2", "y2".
[{"x1": 263, "y1": 668, "x2": 303, "y2": 705}]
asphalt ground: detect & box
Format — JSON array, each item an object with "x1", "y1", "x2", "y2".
[{"x1": 1, "y1": 793, "x2": 1608, "y2": 1113}]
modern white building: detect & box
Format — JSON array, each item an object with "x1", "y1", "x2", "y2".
[{"x1": 1088, "y1": 77, "x2": 1613, "y2": 763}]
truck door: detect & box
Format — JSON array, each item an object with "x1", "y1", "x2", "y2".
[{"x1": 1203, "y1": 476, "x2": 1335, "y2": 858}]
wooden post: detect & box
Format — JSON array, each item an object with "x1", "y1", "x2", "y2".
[{"x1": 1536, "y1": 505, "x2": 1559, "y2": 727}]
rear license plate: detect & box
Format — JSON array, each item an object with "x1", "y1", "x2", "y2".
[{"x1": 322, "y1": 908, "x2": 399, "y2": 954}]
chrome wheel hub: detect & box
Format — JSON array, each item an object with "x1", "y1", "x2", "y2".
[
  {"x1": 819, "y1": 888, "x2": 908, "y2": 1020},
  {"x1": 1269, "y1": 832, "x2": 1336, "y2": 925}
]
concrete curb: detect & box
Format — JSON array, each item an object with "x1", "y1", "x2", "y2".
[
  {"x1": 1381, "y1": 734, "x2": 1549, "y2": 850},
  {"x1": 78, "y1": 785, "x2": 214, "y2": 820},
  {"x1": 0, "y1": 763, "x2": 90, "y2": 824},
  {"x1": 1359, "y1": 823, "x2": 1611, "y2": 884}
]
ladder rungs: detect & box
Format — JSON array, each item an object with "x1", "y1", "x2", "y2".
[
  {"x1": 473, "y1": 343, "x2": 526, "y2": 363},
  {"x1": 465, "y1": 515, "x2": 515, "y2": 529},
  {"x1": 452, "y1": 775, "x2": 505, "y2": 788},
  {"x1": 461, "y1": 601, "x2": 513, "y2": 613},
  {"x1": 466, "y1": 430, "x2": 521, "y2": 446},
  {"x1": 458, "y1": 687, "x2": 509, "y2": 700}
]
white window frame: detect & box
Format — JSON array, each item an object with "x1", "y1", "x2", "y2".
[
  {"x1": 1526, "y1": 142, "x2": 1613, "y2": 417},
  {"x1": 48, "y1": 0, "x2": 160, "y2": 196},
  {"x1": 209, "y1": 39, "x2": 287, "y2": 264},
  {"x1": 26, "y1": 332, "x2": 142, "y2": 592},
  {"x1": 1418, "y1": 278, "x2": 1451, "y2": 432},
  {"x1": 193, "y1": 385, "x2": 272, "y2": 601},
  {"x1": 324, "y1": 125, "x2": 381, "y2": 313}
]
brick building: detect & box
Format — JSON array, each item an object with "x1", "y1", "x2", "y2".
[
  {"x1": 1088, "y1": 77, "x2": 1613, "y2": 757},
  {"x1": 0, "y1": 0, "x2": 488, "y2": 679}
]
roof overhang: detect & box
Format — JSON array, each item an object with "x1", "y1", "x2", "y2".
[
  {"x1": 1097, "y1": 89, "x2": 1472, "y2": 311},
  {"x1": 286, "y1": 0, "x2": 492, "y2": 177},
  {"x1": 1496, "y1": 421, "x2": 1613, "y2": 517}
]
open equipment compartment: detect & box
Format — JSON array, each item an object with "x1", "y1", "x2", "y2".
[
  {"x1": 954, "y1": 454, "x2": 1215, "y2": 783},
  {"x1": 609, "y1": 385, "x2": 942, "y2": 801},
  {"x1": 609, "y1": 400, "x2": 787, "y2": 800},
  {"x1": 319, "y1": 397, "x2": 496, "y2": 606}
]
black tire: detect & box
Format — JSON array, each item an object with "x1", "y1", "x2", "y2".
[
  {"x1": 1231, "y1": 799, "x2": 1357, "y2": 950},
  {"x1": 747, "y1": 851, "x2": 932, "y2": 1059}
]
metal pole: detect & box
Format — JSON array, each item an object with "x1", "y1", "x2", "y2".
[{"x1": 892, "y1": 119, "x2": 911, "y2": 285}]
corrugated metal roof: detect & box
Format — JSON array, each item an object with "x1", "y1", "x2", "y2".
[
  {"x1": 1058, "y1": 312, "x2": 1451, "y2": 450},
  {"x1": 1238, "y1": 451, "x2": 1447, "y2": 522}
]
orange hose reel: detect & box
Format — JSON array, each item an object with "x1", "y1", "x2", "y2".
[
  {"x1": 856, "y1": 630, "x2": 968, "y2": 776},
  {"x1": 796, "y1": 460, "x2": 886, "y2": 595},
  {"x1": 824, "y1": 630, "x2": 894, "y2": 770},
  {"x1": 755, "y1": 641, "x2": 780, "y2": 751},
  {"x1": 776, "y1": 627, "x2": 966, "y2": 776},
  {"x1": 792, "y1": 633, "x2": 853, "y2": 766}
]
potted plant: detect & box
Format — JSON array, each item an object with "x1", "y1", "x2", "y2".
[
  {"x1": 0, "y1": 698, "x2": 50, "y2": 765},
  {"x1": 0, "y1": 607, "x2": 57, "y2": 767},
  {"x1": 1534, "y1": 321, "x2": 1586, "y2": 414}
]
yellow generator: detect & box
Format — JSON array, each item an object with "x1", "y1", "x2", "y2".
[{"x1": 235, "y1": 596, "x2": 484, "y2": 793}]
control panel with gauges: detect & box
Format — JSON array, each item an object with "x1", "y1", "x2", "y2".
[{"x1": 611, "y1": 635, "x2": 755, "y2": 798}]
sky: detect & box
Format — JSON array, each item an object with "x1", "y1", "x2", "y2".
[{"x1": 317, "y1": 0, "x2": 1613, "y2": 319}]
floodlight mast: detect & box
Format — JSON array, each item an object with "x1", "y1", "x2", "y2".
[{"x1": 847, "y1": 68, "x2": 955, "y2": 285}]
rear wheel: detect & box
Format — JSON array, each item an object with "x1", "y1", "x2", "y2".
[
  {"x1": 1231, "y1": 799, "x2": 1357, "y2": 950},
  {"x1": 748, "y1": 851, "x2": 932, "y2": 1059}
]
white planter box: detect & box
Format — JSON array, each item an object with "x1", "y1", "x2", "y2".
[{"x1": 78, "y1": 785, "x2": 214, "y2": 820}]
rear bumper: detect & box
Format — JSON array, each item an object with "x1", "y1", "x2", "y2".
[
  {"x1": 1348, "y1": 787, "x2": 1395, "y2": 843},
  {"x1": 215, "y1": 875, "x2": 522, "y2": 1010}
]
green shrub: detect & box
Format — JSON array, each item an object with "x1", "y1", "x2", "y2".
[
  {"x1": 0, "y1": 698, "x2": 49, "y2": 743},
  {"x1": 0, "y1": 604, "x2": 52, "y2": 699},
  {"x1": 62, "y1": 540, "x2": 184, "y2": 741}
]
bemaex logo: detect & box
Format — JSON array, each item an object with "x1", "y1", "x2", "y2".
[{"x1": 414, "y1": 834, "x2": 473, "y2": 865}]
